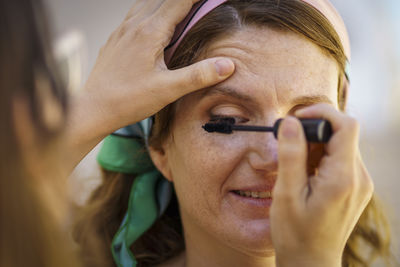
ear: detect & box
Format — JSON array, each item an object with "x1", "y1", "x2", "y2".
[{"x1": 149, "y1": 146, "x2": 173, "y2": 182}]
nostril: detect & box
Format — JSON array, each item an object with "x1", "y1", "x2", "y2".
[{"x1": 247, "y1": 145, "x2": 278, "y2": 172}]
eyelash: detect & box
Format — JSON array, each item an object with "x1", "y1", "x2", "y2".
[{"x1": 209, "y1": 114, "x2": 249, "y2": 124}]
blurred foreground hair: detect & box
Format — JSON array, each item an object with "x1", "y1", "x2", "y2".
[{"x1": 0, "y1": 0, "x2": 81, "y2": 266}]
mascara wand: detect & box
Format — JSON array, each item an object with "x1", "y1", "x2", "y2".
[{"x1": 202, "y1": 118, "x2": 332, "y2": 143}]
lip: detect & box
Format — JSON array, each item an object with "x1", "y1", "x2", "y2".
[
  {"x1": 225, "y1": 172, "x2": 277, "y2": 214},
  {"x1": 227, "y1": 171, "x2": 277, "y2": 192},
  {"x1": 227, "y1": 181, "x2": 276, "y2": 215},
  {"x1": 231, "y1": 186, "x2": 274, "y2": 192},
  {"x1": 229, "y1": 179, "x2": 276, "y2": 193},
  {"x1": 228, "y1": 191, "x2": 273, "y2": 216}
]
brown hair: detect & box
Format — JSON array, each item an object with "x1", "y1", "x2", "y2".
[
  {"x1": 0, "y1": 0, "x2": 82, "y2": 266},
  {"x1": 74, "y1": 1, "x2": 394, "y2": 266}
]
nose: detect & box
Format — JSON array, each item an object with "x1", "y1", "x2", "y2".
[{"x1": 246, "y1": 117, "x2": 279, "y2": 172}]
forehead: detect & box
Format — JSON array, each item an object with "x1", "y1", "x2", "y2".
[{"x1": 197, "y1": 26, "x2": 339, "y2": 108}]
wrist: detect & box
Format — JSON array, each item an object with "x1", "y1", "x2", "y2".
[
  {"x1": 62, "y1": 89, "x2": 112, "y2": 171},
  {"x1": 71, "y1": 84, "x2": 123, "y2": 135}
]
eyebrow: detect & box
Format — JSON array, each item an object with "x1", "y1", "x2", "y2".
[
  {"x1": 199, "y1": 86, "x2": 334, "y2": 107},
  {"x1": 289, "y1": 95, "x2": 334, "y2": 106}
]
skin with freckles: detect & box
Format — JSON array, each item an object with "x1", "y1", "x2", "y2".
[{"x1": 151, "y1": 26, "x2": 340, "y2": 267}]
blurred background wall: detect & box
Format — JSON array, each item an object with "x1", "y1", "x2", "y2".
[{"x1": 45, "y1": 0, "x2": 400, "y2": 263}]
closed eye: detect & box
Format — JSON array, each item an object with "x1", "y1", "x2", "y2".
[{"x1": 209, "y1": 115, "x2": 249, "y2": 124}]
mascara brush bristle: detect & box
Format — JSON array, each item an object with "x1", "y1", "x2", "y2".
[{"x1": 202, "y1": 123, "x2": 233, "y2": 134}]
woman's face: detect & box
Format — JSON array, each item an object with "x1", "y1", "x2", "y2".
[{"x1": 151, "y1": 26, "x2": 339, "y2": 256}]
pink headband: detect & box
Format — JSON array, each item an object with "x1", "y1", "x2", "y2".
[{"x1": 164, "y1": 0, "x2": 351, "y2": 65}]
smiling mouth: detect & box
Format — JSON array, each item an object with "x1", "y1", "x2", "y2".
[{"x1": 232, "y1": 190, "x2": 272, "y2": 199}]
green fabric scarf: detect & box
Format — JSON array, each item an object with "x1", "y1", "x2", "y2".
[{"x1": 97, "y1": 123, "x2": 172, "y2": 267}]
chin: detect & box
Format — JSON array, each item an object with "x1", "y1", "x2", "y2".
[
  {"x1": 223, "y1": 217, "x2": 276, "y2": 257},
  {"x1": 232, "y1": 237, "x2": 275, "y2": 258}
]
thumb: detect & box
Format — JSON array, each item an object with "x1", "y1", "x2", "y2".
[
  {"x1": 275, "y1": 116, "x2": 308, "y2": 201},
  {"x1": 166, "y1": 57, "x2": 235, "y2": 98}
]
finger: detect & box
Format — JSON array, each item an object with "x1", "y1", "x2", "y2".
[
  {"x1": 296, "y1": 103, "x2": 348, "y2": 133},
  {"x1": 126, "y1": 0, "x2": 164, "y2": 21},
  {"x1": 295, "y1": 103, "x2": 359, "y2": 159},
  {"x1": 275, "y1": 117, "x2": 308, "y2": 204},
  {"x1": 154, "y1": 0, "x2": 201, "y2": 32},
  {"x1": 113, "y1": 1, "x2": 153, "y2": 42},
  {"x1": 164, "y1": 57, "x2": 235, "y2": 99},
  {"x1": 356, "y1": 152, "x2": 374, "y2": 205},
  {"x1": 124, "y1": 0, "x2": 149, "y2": 20}
]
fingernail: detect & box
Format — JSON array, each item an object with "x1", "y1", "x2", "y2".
[
  {"x1": 281, "y1": 117, "x2": 300, "y2": 139},
  {"x1": 215, "y1": 59, "x2": 234, "y2": 76}
]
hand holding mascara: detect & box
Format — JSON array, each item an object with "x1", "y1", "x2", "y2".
[{"x1": 202, "y1": 118, "x2": 333, "y2": 143}]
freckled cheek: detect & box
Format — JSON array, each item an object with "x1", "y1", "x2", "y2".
[
  {"x1": 175, "y1": 131, "x2": 250, "y2": 187},
  {"x1": 173, "y1": 131, "x2": 251, "y2": 217}
]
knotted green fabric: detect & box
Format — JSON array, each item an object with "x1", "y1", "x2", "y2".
[
  {"x1": 97, "y1": 135, "x2": 154, "y2": 174},
  {"x1": 97, "y1": 130, "x2": 172, "y2": 267},
  {"x1": 111, "y1": 170, "x2": 160, "y2": 267}
]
